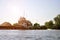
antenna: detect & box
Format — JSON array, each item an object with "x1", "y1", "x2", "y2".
[
  {"x1": 23, "y1": 9, "x2": 27, "y2": 18},
  {"x1": 22, "y1": 10, "x2": 25, "y2": 17},
  {"x1": 23, "y1": 9, "x2": 26, "y2": 18}
]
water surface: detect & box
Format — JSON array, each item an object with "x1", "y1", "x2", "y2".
[{"x1": 0, "y1": 30, "x2": 60, "y2": 40}]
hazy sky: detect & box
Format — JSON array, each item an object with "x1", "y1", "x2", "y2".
[{"x1": 0, "y1": 0, "x2": 60, "y2": 25}]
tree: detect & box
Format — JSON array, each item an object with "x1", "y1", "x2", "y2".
[
  {"x1": 0, "y1": 22, "x2": 12, "y2": 26},
  {"x1": 54, "y1": 14, "x2": 60, "y2": 29},
  {"x1": 45, "y1": 20, "x2": 54, "y2": 29},
  {"x1": 40, "y1": 25, "x2": 47, "y2": 29},
  {"x1": 33, "y1": 23, "x2": 40, "y2": 29},
  {"x1": 13, "y1": 23, "x2": 19, "y2": 26},
  {"x1": 54, "y1": 14, "x2": 60, "y2": 25}
]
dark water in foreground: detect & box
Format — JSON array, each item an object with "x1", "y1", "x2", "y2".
[{"x1": 0, "y1": 30, "x2": 60, "y2": 40}]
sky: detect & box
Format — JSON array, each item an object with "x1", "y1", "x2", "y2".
[{"x1": 0, "y1": 0, "x2": 60, "y2": 25}]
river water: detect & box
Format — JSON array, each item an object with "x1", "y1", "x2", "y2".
[{"x1": 0, "y1": 30, "x2": 60, "y2": 40}]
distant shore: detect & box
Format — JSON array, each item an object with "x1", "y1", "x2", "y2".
[{"x1": 0, "y1": 26, "x2": 60, "y2": 30}]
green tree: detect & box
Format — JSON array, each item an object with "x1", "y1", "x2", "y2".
[
  {"x1": 13, "y1": 23, "x2": 20, "y2": 27},
  {"x1": 33, "y1": 23, "x2": 40, "y2": 29},
  {"x1": 45, "y1": 20, "x2": 54, "y2": 29},
  {"x1": 54, "y1": 14, "x2": 60, "y2": 29},
  {"x1": 40, "y1": 25, "x2": 47, "y2": 29},
  {"x1": 54, "y1": 14, "x2": 60, "y2": 25}
]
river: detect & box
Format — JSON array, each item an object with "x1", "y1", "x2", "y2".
[{"x1": 0, "y1": 30, "x2": 60, "y2": 40}]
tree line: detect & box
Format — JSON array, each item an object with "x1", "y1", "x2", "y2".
[{"x1": 0, "y1": 14, "x2": 60, "y2": 30}]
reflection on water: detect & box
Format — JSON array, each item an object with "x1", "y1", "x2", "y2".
[{"x1": 0, "y1": 30, "x2": 60, "y2": 40}]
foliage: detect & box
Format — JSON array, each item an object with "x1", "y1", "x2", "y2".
[
  {"x1": 13, "y1": 23, "x2": 19, "y2": 26},
  {"x1": 40, "y1": 26, "x2": 47, "y2": 29},
  {"x1": 33, "y1": 23, "x2": 40, "y2": 29},
  {"x1": 45, "y1": 20, "x2": 54, "y2": 29},
  {"x1": 0, "y1": 22, "x2": 12, "y2": 26},
  {"x1": 54, "y1": 14, "x2": 60, "y2": 29},
  {"x1": 54, "y1": 14, "x2": 60, "y2": 25}
]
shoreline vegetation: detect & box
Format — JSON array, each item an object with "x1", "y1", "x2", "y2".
[{"x1": 0, "y1": 14, "x2": 60, "y2": 30}]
